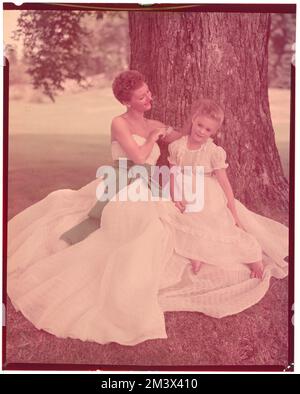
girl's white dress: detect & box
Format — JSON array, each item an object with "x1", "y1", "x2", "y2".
[
  {"x1": 167, "y1": 136, "x2": 276, "y2": 268},
  {"x1": 7, "y1": 135, "x2": 288, "y2": 346}
]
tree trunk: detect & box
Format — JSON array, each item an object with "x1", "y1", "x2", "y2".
[{"x1": 128, "y1": 12, "x2": 289, "y2": 218}]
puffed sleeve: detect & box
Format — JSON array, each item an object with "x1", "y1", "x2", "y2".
[
  {"x1": 211, "y1": 145, "x2": 229, "y2": 170},
  {"x1": 168, "y1": 138, "x2": 181, "y2": 165}
]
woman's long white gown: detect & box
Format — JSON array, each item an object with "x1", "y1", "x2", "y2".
[{"x1": 7, "y1": 135, "x2": 288, "y2": 346}]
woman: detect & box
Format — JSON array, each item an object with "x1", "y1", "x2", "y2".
[
  {"x1": 7, "y1": 70, "x2": 288, "y2": 346},
  {"x1": 58, "y1": 70, "x2": 181, "y2": 246}
]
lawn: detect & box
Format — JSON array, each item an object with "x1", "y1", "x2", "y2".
[
  {"x1": 4, "y1": 86, "x2": 291, "y2": 368},
  {"x1": 268, "y1": 88, "x2": 291, "y2": 178}
]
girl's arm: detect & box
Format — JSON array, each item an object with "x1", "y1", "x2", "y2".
[
  {"x1": 111, "y1": 117, "x2": 165, "y2": 164},
  {"x1": 169, "y1": 166, "x2": 186, "y2": 213},
  {"x1": 214, "y1": 168, "x2": 244, "y2": 229}
]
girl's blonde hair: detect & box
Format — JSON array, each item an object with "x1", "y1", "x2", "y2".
[{"x1": 182, "y1": 98, "x2": 224, "y2": 135}]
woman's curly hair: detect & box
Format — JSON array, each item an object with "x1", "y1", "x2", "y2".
[{"x1": 112, "y1": 70, "x2": 145, "y2": 104}]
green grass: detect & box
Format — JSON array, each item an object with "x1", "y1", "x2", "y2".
[
  {"x1": 268, "y1": 88, "x2": 291, "y2": 178},
  {"x1": 276, "y1": 141, "x2": 290, "y2": 178},
  {"x1": 9, "y1": 85, "x2": 123, "y2": 137}
]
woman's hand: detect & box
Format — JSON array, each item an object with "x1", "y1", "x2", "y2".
[{"x1": 148, "y1": 127, "x2": 167, "y2": 143}]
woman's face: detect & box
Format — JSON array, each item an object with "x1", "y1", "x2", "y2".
[{"x1": 126, "y1": 83, "x2": 152, "y2": 112}]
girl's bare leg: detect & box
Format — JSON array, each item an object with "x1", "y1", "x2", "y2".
[
  {"x1": 248, "y1": 261, "x2": 264, "y2": 279},
  {"x1": 190, "y1": 260, "x2": 204, "y2": 275}
]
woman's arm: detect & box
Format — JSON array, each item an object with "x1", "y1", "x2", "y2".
[
  {"x1": 214, "y1": 168, "x2": 244, "y2": 229},
  {"x1": 164, "y1": 129, "x2": 183, "y2": 143},
  {"x1": 111, "y1": 117, "x2": 165, "y2": 164},
  {"x1": 148, "y1": 119, "x2": 182, "y2": 143}
]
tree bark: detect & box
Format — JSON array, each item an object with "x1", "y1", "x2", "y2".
[{"x1": 129, "y1": 12, "x2": 289, "y2": 217}]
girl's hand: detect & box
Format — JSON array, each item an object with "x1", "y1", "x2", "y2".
[
  {"x1": 226, "y1": 200, "x2": 246, "y2": 231},
  {"x1": 148, "y1": 127, "x2": 167, "y2": 143}
]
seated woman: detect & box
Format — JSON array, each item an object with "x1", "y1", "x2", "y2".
[{"x1": 59, "y1": 70, "x2": 181, "y2": 246}]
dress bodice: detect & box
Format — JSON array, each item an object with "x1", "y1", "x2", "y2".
[
  {"x1": 168, "y1": 136, "x2": 228, "y2": 174},
  {"x1": 111, "y1": 134, "x2": 160, "y2": 165}
]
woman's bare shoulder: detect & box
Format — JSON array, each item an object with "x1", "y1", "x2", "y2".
[
  {"x1": 111, "y1": 115, "x2": 131, "y2": 140},
  {"x1": 111, "y1": 114, "x2": 127, "y2": 126},
  {"x1": 111, "y1": 115, "x2": 132, "y2": 131}
]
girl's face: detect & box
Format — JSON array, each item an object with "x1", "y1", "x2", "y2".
[
  {"x1": 126, "y1": 83, "x2": 152, "y2": 112},
  {"x1": 190, "y1": 115, "x2": 220, "y2": 144}
]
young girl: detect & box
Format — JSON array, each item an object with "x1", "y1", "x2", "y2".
[{"x1": 168, "y1": 99, "x2": 270, "y2": 279}]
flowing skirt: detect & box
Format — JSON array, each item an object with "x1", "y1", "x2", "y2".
[{"x1": 7, "y1": 176, "x2": 289, "y2": 345}]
